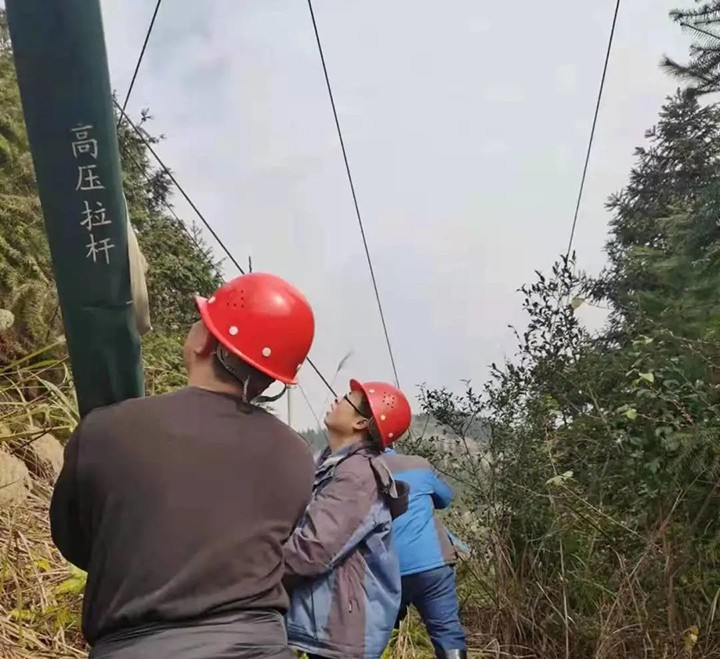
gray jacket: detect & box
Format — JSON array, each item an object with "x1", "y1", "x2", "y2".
[{"x1": 283, "y1": 443, "x2": 409, "y2": 659}]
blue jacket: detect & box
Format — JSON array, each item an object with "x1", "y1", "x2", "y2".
[
  {"x1": 283, "y1": 443, "x2": 409, "y2": 659},
  {"x1": 383, "y1": 449, "x2": 464, "y2": 577}
]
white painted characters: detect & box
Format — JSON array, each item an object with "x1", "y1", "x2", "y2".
[
  {"x1": 75, "y1": 164, "x2": 104, "y2": 191},
  {"x1": 71, "y1": 123, "x2": 115, "y2": 264},
  {"x1": 85, "y1": 235, "x2": 115, "y2": 264},
  {"x1": 70, "y1": 125, "x2": 98, "y2": 159}
]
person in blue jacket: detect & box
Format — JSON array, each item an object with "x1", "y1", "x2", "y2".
[{"x1": 382, "y1": 449, "x2": 467, "y2": 659}]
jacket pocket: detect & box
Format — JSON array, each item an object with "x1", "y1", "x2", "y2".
[{"x1": 325, "y1": 551, "x2": 366, "y2": 653}]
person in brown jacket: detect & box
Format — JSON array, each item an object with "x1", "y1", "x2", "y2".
[{"x1": 50, "y1": 272, "x2": 316, "y2": 659}]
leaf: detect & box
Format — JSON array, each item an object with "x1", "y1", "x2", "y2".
[
  {"x1": 639, "y1": 372, "x2": 655, "y2": 384},
  {"x1": 684, "y1": 624, "x2": 699, "y2": 650},
  {"x1": 546, "y1": 470, "x2": 574, "y2": 487},
  {"x1": 9, "y1": 608, "x2": 34, "y2": 621},
  {"x1": 625, "y1": 408, "x2": 638, "y2": 420},
  {"x1": 53, "y1": 566, "x2": 87, "y2": 596},
  {"x1": 33, "y1": 558, "x2": 51, "y2": 572}
]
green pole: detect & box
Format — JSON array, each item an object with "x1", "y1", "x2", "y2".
[{"x1": 6, "y1": 0, "x2": 144, "y2": 417}]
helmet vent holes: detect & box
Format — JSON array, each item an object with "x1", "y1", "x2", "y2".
[{"x1": 228, "y1": 290, "x2": 246, "y2": 309}]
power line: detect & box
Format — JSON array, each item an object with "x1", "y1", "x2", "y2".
[
  {"x1": 566, "y1": 0, "x2": 621, "y2": 257},
  {"x1": 297, "y1": 383, "x2": 322, "y2": 429},
  {"x1": 119, "y1": 118, "x2": 329, "y2": 422},
  {"x1": 118, "y1": 0, "x2": 164, "y2": 126},
  {"x1": 115, "y1": 100, "x2": 248, "y2": 275},
  {"x1": 306, "y1": 0, "x2": 402, "y2": 389},
  {"x1": 119, "y1": 140, "x2": 217, "y2": 264},
  {"x1": 114, "y1": 102, "x2": 339, "y2": 401}
]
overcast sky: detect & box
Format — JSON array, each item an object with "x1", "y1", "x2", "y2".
[{"x1": 98, "y1": 0, "x2": 694, "y2": 430}]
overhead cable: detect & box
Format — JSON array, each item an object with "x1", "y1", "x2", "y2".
[
  {"x1": 306, "y1": 0, "x2": 402, "y2": 388},
  {"x1": 118, "y1": 0, "x2": 164, "y2": 126},
  {"x1": 114, "y1": 102, "x2": 339, "y2": 401},
  {"x1": 566, "y1": 0, "x2": 621, "y2": 256}
]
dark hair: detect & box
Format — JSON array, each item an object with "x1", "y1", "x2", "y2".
[
  {"x1": 356, "y1": 394, "x2": 381, "y2": 449},
  {"x1": 211, "y1": 343, "x2": 274, "y2": 400},
  {"x1": 357, "y1": 395, "x2": 372, "y2": 419}
]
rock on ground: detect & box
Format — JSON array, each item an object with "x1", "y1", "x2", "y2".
[
  {"x1": 13, "y1": 432, "x2": 65, "y2": 482},
  {"x1": 0, "y1": 308, "x2": 14, "y2": 330},
  {"x1": 0, "y1": 451, "x2": 31, "y2": 508}
]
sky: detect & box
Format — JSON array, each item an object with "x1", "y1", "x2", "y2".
[{"x1": 97, "y1": 0, "x2": 695, "y2": 430}]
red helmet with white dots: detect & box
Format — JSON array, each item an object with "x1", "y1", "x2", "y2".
[
  {"x1": 195, "y1": 273, "x2": 315, "y2": 385},
  {"x1": 350, "y1": 379, "x2": 411, "y2": 448}
]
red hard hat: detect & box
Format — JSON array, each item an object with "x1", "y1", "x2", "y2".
[
  {"x1": 195, "y1": 272, "x2": 315, "y2": 385},
  {"x1": 350, "y1": 379, "x2": 411, "y2": 448}
]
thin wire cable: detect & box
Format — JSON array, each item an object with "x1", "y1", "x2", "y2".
[
  {"x1": 119, "y1": 142, "x2": 216, "y2": 262},
  {"x1": 115, "y1": 100, "x2": 247, "y2": 275},
  {"x1": 118, "y1": 0, "x2": 164, "y2": 127},
  {"x1": 297, "y1": 383, "x2": 322, "y2": 429},
  {"x1": 125, "y1": 140, "x2": 323, "y2": 417},
  {"x1": 115, "y1": 103, "x2": 338, "y2": 398},
  {"x1": 306, "y1": 0, "x2": 401, "y2": 389},
  {"x1": 566, "y1": 0, "x2": 621, "y2": 257}
]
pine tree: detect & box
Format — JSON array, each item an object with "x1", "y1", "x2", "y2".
[
  {"x1": 592, "y1": 90, "x2": 720, "y2": 334},
  {"x1": 663, "y1": 1, "x2": 720, "y2": 95}
]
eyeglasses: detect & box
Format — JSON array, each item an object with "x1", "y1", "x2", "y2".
[{"x1": 340, "y1": 394, "x2": 370, "y2": 419}]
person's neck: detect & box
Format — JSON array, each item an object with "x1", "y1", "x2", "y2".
[
  {"x1": 327, "y1": 429, "x2": 363, "y2": 454},
  {"x1": 188, "y1": 369, "x2": 245, "y2": 398}
]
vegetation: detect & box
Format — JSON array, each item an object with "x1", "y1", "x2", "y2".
[
  {"x1": 0, "y1": 8, "x2": 221, "y2": 655},
  {"x1": 664, "y1": 1, "x2": 720, "y2": 95},
  {"x1": 2, "y1": 3, "x2": 720, "y2": 658},
  {"x1": 409, "y1": 89, "x2": 720, "y2": 659}
]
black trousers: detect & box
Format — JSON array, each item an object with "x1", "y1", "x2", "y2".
[{"x1": 89, "y1": 610, "x2": 294, "y2": 659}]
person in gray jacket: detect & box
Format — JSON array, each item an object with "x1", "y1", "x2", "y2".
[{"x1": 283, "y1": 380, "x2": 412, "y2": 659}]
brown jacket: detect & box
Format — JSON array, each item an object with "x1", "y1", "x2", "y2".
[{"x1": 50, "y1": 387, "x2": 314, "y2": 647}]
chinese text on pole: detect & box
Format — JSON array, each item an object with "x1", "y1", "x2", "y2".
[{"x1": 71, "y1": 124, "x2": 114, "y2": 264}]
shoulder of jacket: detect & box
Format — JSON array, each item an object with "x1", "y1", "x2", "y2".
[
  {"x1": 335, "y1": 451, "x2": 377, "y2": 484},
  {"x1": 81, "y1": 394, "x2": 146, "y2": 425}
]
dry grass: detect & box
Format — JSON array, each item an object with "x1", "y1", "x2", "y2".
[
  {"x1": 385, "y1": 609, "x2": 509, "y2": 659},
  {"x1": 0, "y1": 480, "x2": 86, "y2": 658},
  {"x1": 0, "y1": 346, "x2": 86, "y2": 658}
]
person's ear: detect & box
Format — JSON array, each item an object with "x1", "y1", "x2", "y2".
[
  {"x1": 353, "y1": 417, "x2": 370, "y2": 432},
  {"x1": 188, "y1": 321, "x2": 216, "y2": 357}
]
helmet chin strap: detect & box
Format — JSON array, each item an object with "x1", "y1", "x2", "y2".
[
  {"x1": 255, "y1": 386, "x2": 287, "y2": 405},
  {"x1": 216, "y1": 345, "x2": 287, "y2": 405}
]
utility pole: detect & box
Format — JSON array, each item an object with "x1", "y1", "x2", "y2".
[
  {"x1": 287, "y1": 386, "x2": 294, "y2": 429},
  {"x1": 6, "y1": 0, "x2": 144, "y2": 417}
]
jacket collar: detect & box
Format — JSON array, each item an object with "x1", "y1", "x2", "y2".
[
  {"x1": 316, "y1": 440, "x2": 369, "y2": 472},
  {"x1": 314, "y1": 443, "x2": 410, "y2": 520}
]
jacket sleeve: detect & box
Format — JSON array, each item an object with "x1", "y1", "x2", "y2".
[
  {"x1": 49, "y1": 426, "x2": 90, "y2": 570},
  {"x1": 283, "y1": 468, "x2": 375, "y2": 584},
  {"x1": 430, "y1": 470, "x2": 454, "y2": 510}
]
